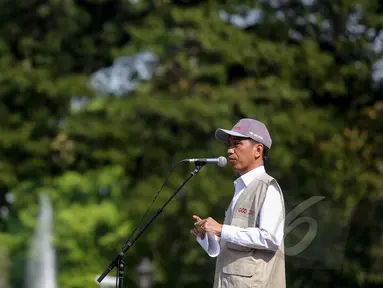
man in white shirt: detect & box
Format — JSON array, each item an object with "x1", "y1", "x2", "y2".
[{"x1": 191, "y1": 118, "x2": 286, "y2": 288}]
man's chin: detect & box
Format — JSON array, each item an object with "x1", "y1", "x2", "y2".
[
  {"x1": 230, "y1": 165, "x2": 239, "y2": 172},
  {"x1": 230, "y1": 164, "x2": 244, "y2": 175}
]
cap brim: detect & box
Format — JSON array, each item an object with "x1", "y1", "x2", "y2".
[{"x1": 215, "y1": 128, "x2": 248, "y2": 142}]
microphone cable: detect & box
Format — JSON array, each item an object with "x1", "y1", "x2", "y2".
[{"x1": 120, "y1": 159, "x2": 188, "y2": 250}]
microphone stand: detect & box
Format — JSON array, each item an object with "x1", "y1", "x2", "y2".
[{"x1": 97, "y1": 163, "x2": 205, "y2": 287}]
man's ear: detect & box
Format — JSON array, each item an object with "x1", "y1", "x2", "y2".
[{"x1": 253, "y1": 143, "x2": 262, "y2": 159}]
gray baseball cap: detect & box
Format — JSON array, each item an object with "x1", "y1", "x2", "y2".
[{"x1": 215, "y1": 118, "x2": 272, "y2": 148}]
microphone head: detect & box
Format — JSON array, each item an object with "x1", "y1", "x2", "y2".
[{"x1": 217, "y1": 156, "x2": 227, "y2": 167}]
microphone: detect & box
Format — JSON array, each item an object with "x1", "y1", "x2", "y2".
[{"x1": 184, "y1": 156, "x2": 227, "y2": 167}]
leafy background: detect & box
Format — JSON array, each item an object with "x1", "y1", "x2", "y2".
[{"x1": 0, "y1": 0, "x2": 382, "y2": 287}]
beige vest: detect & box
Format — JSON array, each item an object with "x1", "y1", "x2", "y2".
[{"x1": 213, "y1": 172, "x2": 286, "y2": 288}]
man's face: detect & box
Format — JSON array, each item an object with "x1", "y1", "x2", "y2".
[{"x1": 226, "y1": 136, "x2": 263, "y2": 175}]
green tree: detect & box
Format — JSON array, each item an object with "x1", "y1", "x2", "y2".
[{"x1": 1, "y1": 0, "x2": 382, "y2": 288}]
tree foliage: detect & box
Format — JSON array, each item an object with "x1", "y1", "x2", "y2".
[{"x1": 0, "y1": 0, "x2": 382, "y2": 287}]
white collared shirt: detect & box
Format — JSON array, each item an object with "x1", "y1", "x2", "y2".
[{"x1": 196, "y1": 166, "x2": 284, "y2": 257}]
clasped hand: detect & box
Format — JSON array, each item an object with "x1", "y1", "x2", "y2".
[{"x1": 191, "y1": 215, "x2": 223, "y2": 239}]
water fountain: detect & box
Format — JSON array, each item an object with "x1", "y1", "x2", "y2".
[{"x1": 24, "y1": 193, "x2": 58, "y2": 288}]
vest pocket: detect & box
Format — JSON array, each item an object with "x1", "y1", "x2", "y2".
[
  {"x1": 222, "y1": 248, "x2": 259, "y2": 277},
  {"x1": 222, "y1": 257, "x2": 257, "y2": 277}
]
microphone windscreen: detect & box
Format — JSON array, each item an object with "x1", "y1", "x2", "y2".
[{"x1": 218, "y1": 156, "x2": 227, "y2": 167}]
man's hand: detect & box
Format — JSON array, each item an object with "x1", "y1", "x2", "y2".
[
  {"x1": 191, "y1": 215, "x2": 206, "y2": 239},
  {"x1": 194, "y1": 216, "x2": 223, "y2": 237}
]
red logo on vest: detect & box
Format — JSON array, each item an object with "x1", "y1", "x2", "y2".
[
  {"x1": 238, "y1": 208, "x2": 254, "y2": 215},
  {"x1": 238, "y1": 207, "x2": 247, "y2": 214}
]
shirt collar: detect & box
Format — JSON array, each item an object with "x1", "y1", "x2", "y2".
[{"x1": 234, "y1": 166, "x2": 266, "y2": 189}]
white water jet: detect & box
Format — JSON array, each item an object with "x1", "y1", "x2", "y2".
[{"x1": 25, "y1": 193, "x2": 58, "y2": 288}]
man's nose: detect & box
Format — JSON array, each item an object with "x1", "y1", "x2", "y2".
[{"x1": 227, "y1": 147, "x2": 234, "y2": 155}]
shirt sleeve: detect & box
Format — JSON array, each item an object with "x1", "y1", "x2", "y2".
[
  {"x1": 220, "y1": 183, "x2": 284, "y2": 251},
  {"x1": 196, "y1": 233, "x2": 221, "y2": 257}
]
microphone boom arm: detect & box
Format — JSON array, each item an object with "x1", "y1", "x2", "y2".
[{"x1": 97, "y1": 163, "x2": 206, "y2": 287}]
